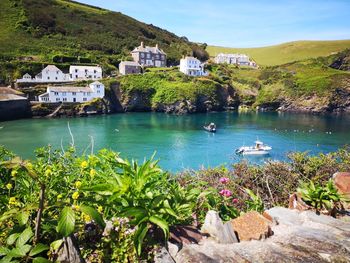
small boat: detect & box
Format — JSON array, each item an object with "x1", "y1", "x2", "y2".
[
  {"x1": 235, "y1": 140, "x2": 272, "y2": 155},
  {"x1": 204, "y1": 123, "x2": 216, "y2": 133}
]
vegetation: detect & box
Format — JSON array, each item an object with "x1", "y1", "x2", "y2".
[
  {"x1": 207, "y1": 40, "x2": 350, "y2": 66},
  {"x1": 0, "y1": 145, "x2": 349, "y2": 261},
  {"x1": 0, "y1": 0, "x2": 208, "y2": 83}
]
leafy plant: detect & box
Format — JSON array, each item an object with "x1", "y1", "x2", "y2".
[
  {"x1": 297, "y1": 179, "x2": 346, "y2": 211},
  {"x1": 245, "y1": 188, "x2": 264, "y2": 213}
]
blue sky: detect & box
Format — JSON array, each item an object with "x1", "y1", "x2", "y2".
[{"x1": 79, "y1": 0, "x2": 350, "y2": 47}]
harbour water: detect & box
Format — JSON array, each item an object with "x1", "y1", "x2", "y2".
[{"x1": 0, "y1": 112, "x2": 349, "y2": 172}]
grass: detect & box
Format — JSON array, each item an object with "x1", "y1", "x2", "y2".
[{"x1": 207, "y1": 40, "x2": 350, "y2": 66}]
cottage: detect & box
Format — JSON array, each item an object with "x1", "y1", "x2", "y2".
[
  {"x1": 17, "y1": 65, "x2": 70, "y2": 83},
  {"x1": 214, "y1": 53, "x2": 256, "y2": 67},
  {"x1": 69, "y1": 65, "x2": 102, "y2": 81},
  {"x1": 131, "y1": 42, "x2": 167, "y2": 67},
  {"x1": 119, "y1": 61, "x2": 141, "y2": 75},
  {"x1": 38, "y1": 81, "x2": 104, "y2": 103},
  {"x1": 179, "y1": 56, "x2": 207, "y2": 76}
]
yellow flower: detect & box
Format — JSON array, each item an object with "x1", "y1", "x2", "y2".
[
  {"x1": 45, "y1": 169, "x2": 52, "y2": 177},
  {"x1": 6, "y1": 183, "x2": 12, "y2": 190},
  {"x1": 89, "y1": 169, "x2": 96, "y2": 178},
  {"x1": 75, "y1": 181, "x2": 82, "y2": 189},
  {"x1": 80, "y1": 161, "x2": 88, "y2": 169},
  {"x1": 72, "y1": 205, "x2": 80, "y2": 211},
  {"x1": 8, "y1": 197, "x2": 16, "y2": 205},
  {"x1": 97, "y1": 206, "x2": 103, "y2": 213},
  {"x1": 11, "y1": 170, "x2": 17, "y2": 177},
  {"x1": 72, "y1": 191, "x2": 80, "y2": 200},
  {"x1": 57, "y1": 194, "x2": 63, "y2": 200},
  {"x1": 82, "y1": 213, "x2": 91, "y2": 223},
  {"x1": 26, "y1": 162, "x2": 33, "y2": 170}
]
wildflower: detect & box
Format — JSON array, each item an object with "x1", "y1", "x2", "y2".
[
  {"x1": 75, "y1": 181, "x2": 82, "y2": 189},
  {"x1": 11, "y1": 170, "x2": 17, "y2": 177},
  {"x1": 45, "y1": 169, "x2": 52, "y2": 177},
  {"x1": 72, "y1": 205, "x2": 80, "y2": 211},
  {"x1": 82, "y1": 213, "x2": 91, "y2": 223},
  {"x1": 72, "y1": 191, "x2": 80, "y2": 200},
  {"x1": 219, "y1": 189, "x2": 232, "y2": 197},
  {"x1": 8, "y1": 197, "x2": 17, "y2": 205},
  {"x1": 97, "y1": 206, "x2": 103, "y2": 213},
  {"x1": 232, "y1": 198, "x2": 239, "y2": 204},
  {"x1": 80, "y1": 161, "x2": 88, "y2": 169},
  {"x1": 219, "y1": 177, "x2": 229, "y2": 184},
  {"x1": 6, "y1": 183, "x2": 13, "y2": 190},
  {"x1": 26, "y1": 162, "x2": 33, "y2": 170},
  {"x1": 57, "y1": 194, "x2": 63, "y2": 200},
  {"x1": 89, "y1": 169, "x2": 96, "y2": 178}
]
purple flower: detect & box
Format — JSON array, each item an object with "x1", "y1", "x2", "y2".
[
  {"x1": 219, "y1": 177, "x2": 229, "y2": 184},
  {"x1": 219, "y1": 189, "x2": 232, "y2": 197},
  {"x1": 232, "y1": 198, "x2": 238, "y2": 204}
]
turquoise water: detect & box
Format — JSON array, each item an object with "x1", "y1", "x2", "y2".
[{"x1": 0, "y1": 112, "x2": 349, "y2": 172}]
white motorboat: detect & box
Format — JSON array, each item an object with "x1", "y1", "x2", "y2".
[
  {"x1": 204, "y1": 123, "x2": 216, "y2": 133},
  {"x1": 235, "y1": 140, "x2": 272, "y2": 155}
]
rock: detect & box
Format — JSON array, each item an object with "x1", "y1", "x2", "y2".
[
  {"x1": 288, "y1": 192, "x2": 312, "y2": 211},
  {"x1": 175, "y1": 207, "x2": 350, "y2": 262},
  {"x1": 154, "y1": 246, "x2": 175, "y2": 263},
  {"x1": 333, "y1": 172, "x2": 350, "y2": 198},
  {"x1": 169, "y1": 225, "x2": 203, "y2": 245},
  {"x1": 57, "y1": 235, "x2": 85, "y2": 263},
  {"x1": 201, "y1": 210, "x2": 238, "y2": 244},
  {"x1": 167, "y1": 242, "x2": 179, "y2": 259},
  {"x1": 231, "y1": 211, "x2": 273, "y2": 241}
]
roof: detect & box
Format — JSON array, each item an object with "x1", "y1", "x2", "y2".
[
  {"x1": 23, "y1": 73, "x2": 32, "y2": 77},
  {"x1": 181, "y1": 56, "x2": 200, "y2": 62},
  {"x1": 0, "y1": 94, "x2": 27, "y2": 101},
  {"x1": 119, "y1": 61, "x2": 141, "y2": 67},
  {"x1": 48, "y1": 86, "x2": 93, "y2": 93},
  {"x1": 43, "y1": 65, "x2": 62, "y2": 72},
  {"x1": 216, "y1": 53, "x2": 249, "y2": 58},
  {"x1": 90, "y1": 81, "x2": 103, "y2": 85},
  {"x1": 131, "y1": 44, "x2": 166, "y2": 55},
  {"x1": 69, "y1": 65, "x2": 102, "y2": 72},
  {"x1": 38, "y1": 93, "x2": 49, "y2": 98}
]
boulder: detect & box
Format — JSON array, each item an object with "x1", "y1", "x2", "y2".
[
  {"x1": 154, "y1": 246, "x2": 175, "y2": 263},
  {"x1": 231, "y1": 211, "x2": 273, "y2": 241},
  {"x1": 175, "y1": 208, "x2": 350, "y2": 262},
  {"x1": 333, "y1": 172, "x2": 350, "y2": 198},
  {"x1": 169, "y1": 225, "x2": 203, "y2": 245},
  {"x1": 57, "y1": 235, "x2": 85, "y2": 263},
  {"x1": 201, "y1": 210, "x2": 238, "y2": 244},
  {"x1": 288, "y1": 192, "x2": 311, "y2": 211}
]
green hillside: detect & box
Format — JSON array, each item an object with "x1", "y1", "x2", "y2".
[
  {"x1": 207, "y1": 40, "x2": 350, "y2": 66},
  {"x1": 0, "y1": 0, "x2": 207, "y2": 82}
]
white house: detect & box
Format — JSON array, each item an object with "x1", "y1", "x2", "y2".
[
  {"x1": 17, "y1": 65, "x2": 70, "y2": 83},
  {"x1": 179, "y1": 56, "x2": 207, "y2": 76},
  {"x1": 38, "y1": 81, "x2": 104, "y2": 103},
  {"x1": 69, "y1": 65, "x2": 102, "y2": 81},
  {"x1": 214, "y1": 53, "x2": 256, "y2": 67}
]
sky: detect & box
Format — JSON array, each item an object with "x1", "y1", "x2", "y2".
[{"x1": 79, "y1": 0, "x2": 350, "y2": 48}]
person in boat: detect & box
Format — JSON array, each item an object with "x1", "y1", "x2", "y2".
[{"x1": 209, "y1": 123, "x2": 216, "y2": 129}]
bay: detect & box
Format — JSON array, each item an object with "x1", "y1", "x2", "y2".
[{"x1": 0, "y1": 112, "x2": 349, "y2": 172}]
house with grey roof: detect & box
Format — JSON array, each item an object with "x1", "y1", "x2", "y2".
[
  {"x1": 119, "y1": 61, "x2": 142, "y2": 75},
  {"x1": 131, "y1": 42, "x2": 167, "y2": 67},
  {"x1": 38, "y1": 81, "x2": 104, "y2": 103}
]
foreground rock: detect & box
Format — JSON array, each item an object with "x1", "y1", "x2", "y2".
[
  {"x1": 175, "y1": 207, "x2": 350, "y2": 263},
  {"x1": 231, "y1": 211, "x2": 273, "y2": 241},
  {"x1": 333, "y1": 172, "x2": 350, "y2": 198}
]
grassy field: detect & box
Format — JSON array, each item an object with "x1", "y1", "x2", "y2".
[{"x1": 207, "y1": 40, "x2": 350, "y2": 66}]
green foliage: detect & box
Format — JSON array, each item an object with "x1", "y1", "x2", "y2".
[
  {"x1": 244, "y1": 189, "x2": 264, "y2": 212},
  {"x1": 207, "y1": 40, "x2": 350, "y2": 66},
  {"x1": 297, "y1": 179, "x2": 346, "y2": 211}
]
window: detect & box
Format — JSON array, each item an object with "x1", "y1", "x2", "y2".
[
  {"x1": 83, "y1": 92, "x2": 86, "y2": 96},
  {"x1": 72, "y1": 92, "x2": 76, "y2": 96},
  {"x1": 63, "y1": 98, "x2": 67, "y2": 102},
  {"x1": 146, "y1": 53, "x2": 151, "y2": 58},
  {"x1": 47, "y1": 77, "x2": 50, "y2": 80},
  {"x1": 54, "y1": 92, "x2": 59, "y2": 96},
  {"x1": 62, "y1": 92, "x2": 66, "y2": 96},
  {"x1": 85, "y1": 69, "x2": 88, "y2": 73},
  {"x1": 56, "y1": 98, "x2": 60, "y2": 102},
  {"x1": 161, "y1": 55, "x2": 165, "y2": 60},
  {"x1": 56, "y1": 71, "x2": 59, "y2": 74},
  {"x1": 87, "y1": 92, "x2": 91, "y2": 96},
  {"x1": 140, "y1": 53, "x2": 144, "y2": 58},
  {"x1": 96, "y1": 85, "x2": 100, "y2": 88},
  {"x1": 83, "y1": 98, "x2": 87, "y2": 101},
  {"x1": 97, "y1": 90, "x2": 100, "y2": 94},
  {"x1": 94, "y1": 70, "x2": 97, "y2": 73},
  {"x1": 75, "y1": 69, "x2": 78, "y2": 73},
  {"x1": 55, "y1": 77, "x2": 58, "y2": 80},
  {"x1": 93, "y1": 75, "x2": 96, "y2": 79},
  {"x1": 88, "y1": 75, "x2": 92, "y2": 78},
  {"x1": 75, "y1": 75, "x2": 78, "y2": 79}
]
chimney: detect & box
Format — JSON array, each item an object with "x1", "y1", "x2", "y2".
[
  {"x1": 141, "y1": 41, "x2": 144, "y2": 48},
  {"x1": 156, "y1": 43, "x2": 159, "y2": 49}
]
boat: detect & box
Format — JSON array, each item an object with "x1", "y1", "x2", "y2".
[
  {"x1": 204, "y1": 123, "x2": 216, "y2": 133},
  {"x1": 235, "y1": 140, "x2": 272, "y2": 155}
]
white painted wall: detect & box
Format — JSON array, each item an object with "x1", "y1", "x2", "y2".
[
  {"x1": 69, "y1": 66, "x2": 102, "y2": 81},
  {"x1": 180, "y1": 57, "x2": 206, "y2": 76}
]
